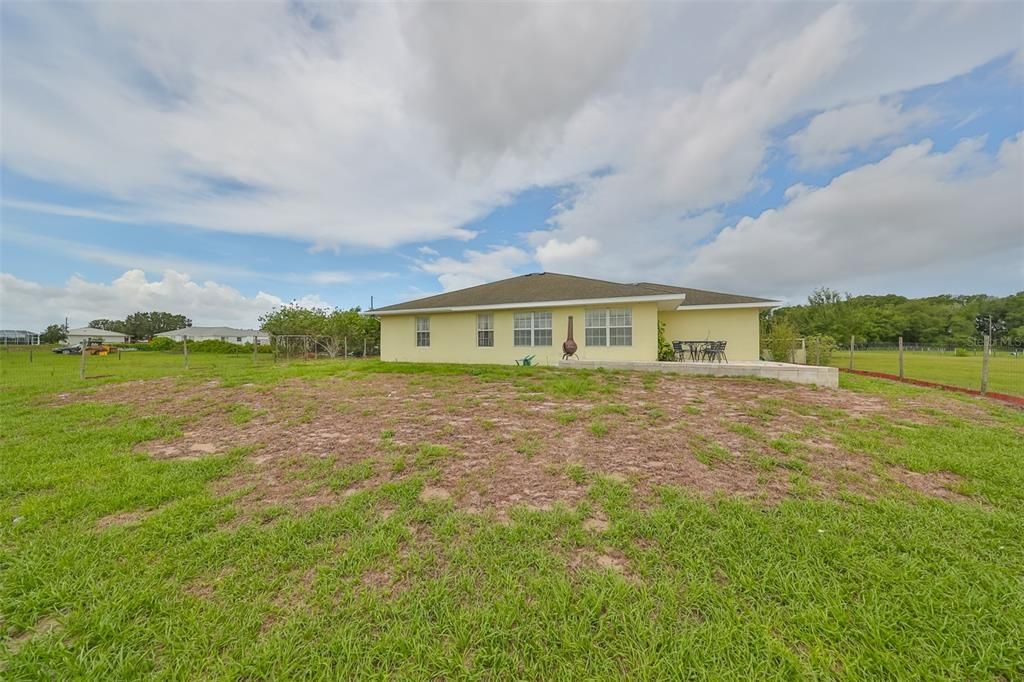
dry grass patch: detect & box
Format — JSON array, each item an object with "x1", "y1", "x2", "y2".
[{"x1": 70, "y1": 370, "x2": 982, "y2": 517}]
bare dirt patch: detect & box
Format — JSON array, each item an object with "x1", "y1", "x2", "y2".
[
  {"x1": 3, "y1": 615, "x2": 63, "y2": 656},
  {"x1": 95, "y1": 506, "x2": 162, "y2": 529},
  {"x1": 70, "y1": 369, "x2": 974, "y2": 517}
]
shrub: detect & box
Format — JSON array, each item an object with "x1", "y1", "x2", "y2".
[
  {"x1": 765, "y1": 320, "x2": 799, "y2": 363},
  {"x1": 147, "y1": 336, "x2": 178, "y2": 351},
  {"x1": 805, "y1": 335, "x2": 837, "y2": 366},
  {"x1": 657, "y1": 321, "x2": 675, "y2": 361},
  {"x1": 954, "y1": 347, "x2": 969, "y2": 357}
]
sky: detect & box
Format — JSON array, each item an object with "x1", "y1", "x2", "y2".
[{"x1": 1, "y1": 1, "x2": 1022, "y2": 331}]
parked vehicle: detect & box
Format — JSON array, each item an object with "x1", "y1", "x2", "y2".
[{"x1": 51, "y1": 340, "x2": 114, "y2": 356}]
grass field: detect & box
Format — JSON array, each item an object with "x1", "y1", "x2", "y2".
[
  {"x1": 831, "y1": 349, "x2": 1024, "y2": 397},
  {"x1": 2, "y1": 352, "x2": 1023, "y2": 678}
]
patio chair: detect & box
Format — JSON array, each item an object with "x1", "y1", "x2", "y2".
[
  {"x1": 671, "y1": 341, "x2": 686, "y2": 361},
  {"x1": 705, "y1": 341, "x2": 728, "y2": 363},
  {"x1": 515, "y1": 354, "x2": 536, "y2": 366}
]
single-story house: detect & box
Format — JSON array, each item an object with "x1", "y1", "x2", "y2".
[
  {"x1": 67, "y1": 327, "x2": 129, "y2": 345},
  {"x1": 369, "y1": 272, "x2": 780, "y2": 365},
  {"x1": 155, "y1": 327, "x2": 270, "y2": 345}
]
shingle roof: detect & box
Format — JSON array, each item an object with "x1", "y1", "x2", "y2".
[
  {"x1": 372, "y1": 273, "x2": 777, "y2": 313},
  {"x1": 68, "y1": 327, "x2": 125, "y2": 335},
  {"x1": 156, "y1": 327, "x2": 267, "y2": 337}
]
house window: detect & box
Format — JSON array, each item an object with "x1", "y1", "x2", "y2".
[
  {"x1": 236, "y1": 337, "x2": 243, "y2": 342},
  {"x1": 585, "y1": 308, "x2": 632, "y2": 347},
  {"x1": 477, "y1": 314, "x2": 494, "y2": 347},
  {"x1": 415, "y1": 316, "x2": 430, "y2": 347},
  {"x1": 513, "y1": 311, "x2": 552, "y2": 347}
]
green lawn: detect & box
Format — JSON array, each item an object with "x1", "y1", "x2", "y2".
[
  {"x1": 831, "y1": 349, "x2": 1024, "y2": 397},
  {"x1": 2, "y1": 352, "x2": 1023, "y2": 678}
]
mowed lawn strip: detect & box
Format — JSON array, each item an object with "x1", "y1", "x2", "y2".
[
  {"x1": 1, "y1": 354, "x2": 1023, "y2": 678},
  {"x1": 832, "y1": 349, "x2": 1024, "y2": 397}
]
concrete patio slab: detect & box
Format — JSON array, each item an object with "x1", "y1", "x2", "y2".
[{"x1": 558, "y1": 359, "x2": 838, "y2": 388}]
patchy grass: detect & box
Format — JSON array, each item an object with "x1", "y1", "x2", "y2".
[
  {"x1": 2, "y1": 353, "x2": 1023, "y2": 678},
  {"x1": 692, "y1": 438, "x2": 733, "y2": 467},
  {"x1": 589, "y1": 419, "x2": 609, "y2": 438}
]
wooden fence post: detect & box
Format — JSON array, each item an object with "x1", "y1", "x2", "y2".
[
  {"x1": 898, "y1": 336, "x2": 904, "y2": 380},
  {"x1": 253, "y1": 338, "x2": 258, "y2": 364},
  {"x1": 363, "y1": 338, "x2": 367, "y2": 358},
  {"x1": 79, "y1": 345, "x2": 86, "y2": 380},
  {"x1": 849, "y1": 336, "x2": 854, "y2": 370},
  {"x1": 980, "y1": 334, "x2": 990, "y2": 395},
  {"x1": 183, "y1": 336, "x2": 189, "y2": 370},
  {"x1": 344, "y1": 337, "x2": 348, "y2": 360}
]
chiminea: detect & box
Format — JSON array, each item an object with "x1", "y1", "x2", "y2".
[{"x1": 562, "y1": 315, "x2": 578, "y2": 359}]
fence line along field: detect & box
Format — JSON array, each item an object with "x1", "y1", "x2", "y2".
[
  {"x1": 2, "y1": 348, "x2": 1023, "y2": 678},
  {"x1": 833, "y1": 348, "x2": 1023, "y2": 397}
]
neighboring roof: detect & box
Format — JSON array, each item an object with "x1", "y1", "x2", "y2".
[
  {"x1": 156, "y1": 327, "x2": 267, "y2": 337},
  {"x1": 68, "y1": 327, "x2": 125, "y2": 336},
  {"x1": 371, "y1": 272, "x2": 778, "y2": 314},
  {"x1": 0, "y1": 329, "x2": 39, "y2": 335}
]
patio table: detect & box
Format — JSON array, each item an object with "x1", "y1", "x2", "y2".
[{"x1": 678, "y1": 340, "x2": 707, "y2": 361}]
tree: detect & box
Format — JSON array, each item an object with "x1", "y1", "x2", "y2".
[
  {"x1": 40, "y1": 324, "x2": 68, "y2": 344},
  {"x1": 123, "y1": 312, "x2": 191, "y2": 339},
  {"x1": 259, "y1": 304, "x2": 380, "y2": 357},
  {"x1": 89, "y1": 319, "x2": 127, "y2": 334}
]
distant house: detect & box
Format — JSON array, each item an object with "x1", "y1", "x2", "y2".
[
  {"x1": 0, "y1": 329, "x2": 40, "y2": 345},
  {"x1": 369, "y1": 272, "x2": 781, "y2": 365},
  {"x1": 155, "y1": 327, "x2": 270, "y2": 345},
  {"x1": 67, "y1": 327, "x2": 129, "y2": 345}
]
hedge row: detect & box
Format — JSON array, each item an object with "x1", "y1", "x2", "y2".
[{"x1": 115, "y1": 338, "x2": 273, "y2": 354}]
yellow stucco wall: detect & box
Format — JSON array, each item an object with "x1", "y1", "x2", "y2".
[
  {"x1": 658, "y1": 308, "x2": 762, "y2": 361},
  {"x1": 379, "y1": 303, "x2": 660, "y2": 365}
]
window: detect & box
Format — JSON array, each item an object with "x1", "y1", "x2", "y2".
[
  {"x1": 477, "y1": 314, "x2": 494, "y2": 347},
  {"x1": 585, "y1": 307, "x2": 632, "y2": 346},
  {"x1": 513, "y1": 311, "x2": 552, "y2": 346},
  {"x1": 415, "y1": 316, "x2": 430, "y2": 347},
  {"x1": 236, "y1": 337, "x2": 243, "y2": 342}
]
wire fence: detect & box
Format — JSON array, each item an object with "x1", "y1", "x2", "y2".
[
  {"x1": 0, "y1": 337, "x2": 379, "y2": 394},
  {"x1": 831, "y1": 336, "x2": 1023, "y2": 399}
]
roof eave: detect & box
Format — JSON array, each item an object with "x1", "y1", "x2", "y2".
[
  {"x1": 365, "y1": 293, "x2": 689, "y2": 316},
  {"x1": 674, "y1": 301, "x2": 782, "y2": 311}
]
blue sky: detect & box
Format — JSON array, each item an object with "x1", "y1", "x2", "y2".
[{"x1": 1, "y1": 2, "x2": 1021, "y2": 330}]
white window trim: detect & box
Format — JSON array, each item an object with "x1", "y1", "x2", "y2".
[
  {"x1": 477, "y1": 313, "x2": 494, "y2": 347},
  {"x1": 513, "y1": 311, "x2": 552, "y2": 347},
  {"x1": 415, "y1": 316, "x2": 430, "y2": 347},
  {"x1": 585, "y1": 307, "x2": 633, "y2": 347}
]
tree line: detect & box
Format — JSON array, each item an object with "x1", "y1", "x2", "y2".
[
  {"x1": 39, "y1": 312, "x2": 192, "y2": 344},
  {"x1": 766, "y1": 288, "x2": 1024, "y2": 347}
]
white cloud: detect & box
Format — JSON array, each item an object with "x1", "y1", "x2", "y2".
[
  {"x1": 534, "y1": 236, "x2": 601, "y2": 271},
  {"x1": 1, "y1": 229, "x2": 392, "y2": 286},
  {"x1": 528, "y1": 5, "x2": 860, "y2": 282},
  {"x1": 0, "y1": 269, "x2": 323, "y2": 330},
  {"x1": 2, "y1": 1, "x2": 1022, "y2": 295},
  {"x1": 682, "y1": 133, "x2": 1024, "y2": 297},
  {"x1": 788, "y1": 99, "x2": 932, "y2": 169},
  {"x1": 416, "y1": 246, "x2": 531, "y2": 292}
]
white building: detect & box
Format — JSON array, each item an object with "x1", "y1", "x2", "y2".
[
  {"x1": 156, "y1": 327, "x2": 270, "y2": 345},
  {"x1": 67, "y1": 327, "x2": 129, "y2": 345}
]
